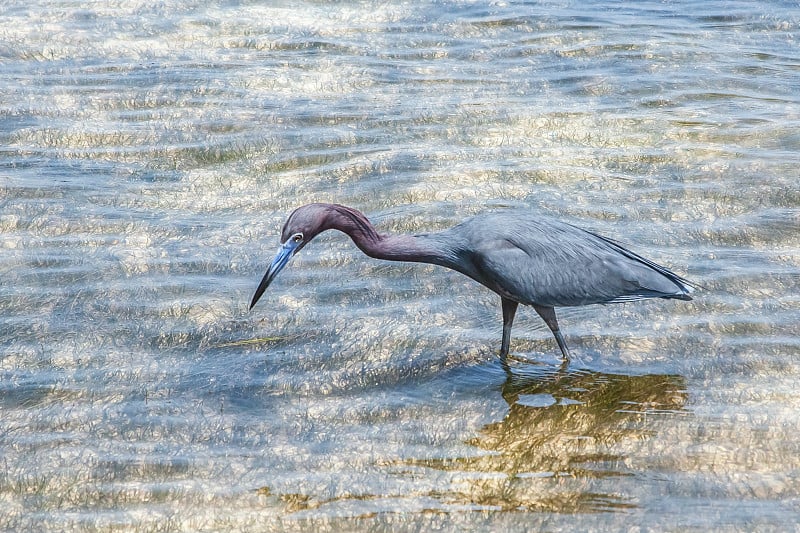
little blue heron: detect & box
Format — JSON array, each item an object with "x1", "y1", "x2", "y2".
[{"x1": 250, "y1": 203, "x2": 695, "y2": 364}]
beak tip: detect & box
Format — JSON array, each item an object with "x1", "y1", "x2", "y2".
[
  {"x1": 249, "y1": 290, "x2": 264, "y2": 311},
  {"x1": 251, "y1": 240, "x2": 298, "y2": 313}
]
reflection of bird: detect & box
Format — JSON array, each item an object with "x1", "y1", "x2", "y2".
[
  {"x1": 372, "y1": 368, "x2": 688, "y2": 513},
  {"x1": 499, "y1": 367, "x2": 688, "y2": 414},
  {"x1": 462, "y1": 369, "x2": 687, "y2": 512},
  {"x1": 250, "y1": 203, "x2": 695, "y2": 364}
]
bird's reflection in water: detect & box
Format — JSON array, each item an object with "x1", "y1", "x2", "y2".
[{"x1": 409, "y1": 363, "x2": 688, "y2": 513}]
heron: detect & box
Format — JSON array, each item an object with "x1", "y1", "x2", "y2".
[{"x1": 250, "y1": 203, "x2": 695, "y2": 365}]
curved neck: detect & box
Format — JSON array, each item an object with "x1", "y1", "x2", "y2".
[{"x1": 325, "y1": 205, "x2": 446, "y2": 265}]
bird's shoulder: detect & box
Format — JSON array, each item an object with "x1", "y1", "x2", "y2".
[{"x1": 454, "y1": 210, "x2": 592, "y2": 255}]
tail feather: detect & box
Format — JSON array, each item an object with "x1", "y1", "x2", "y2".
[{"x1": 578, "y1": 228, "x2": 699, "y2": 300}]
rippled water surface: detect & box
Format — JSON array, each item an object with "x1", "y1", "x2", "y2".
[{"x1": 2, "y1": 1, "x2": 799, "y2": 530}]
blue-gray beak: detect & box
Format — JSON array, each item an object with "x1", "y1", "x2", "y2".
[{"x1": 250, "y1": 239, "x2": 302, "y2": 310}]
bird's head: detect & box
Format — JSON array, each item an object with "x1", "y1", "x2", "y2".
[{"x1": 249, "y1": 203, "x2": 335, "y2": 310}]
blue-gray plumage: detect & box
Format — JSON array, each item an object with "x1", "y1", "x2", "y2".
[{"x1": 250, "y1": 203, "x2": 695, "y2": 365}]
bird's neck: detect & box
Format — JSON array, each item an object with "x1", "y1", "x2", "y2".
[
  {"x1": 366, "y1": 233, "x2": 443, "y2": 263},
  {"x1": 327, "y1": 206, "x2": 449, "y2": 266}
]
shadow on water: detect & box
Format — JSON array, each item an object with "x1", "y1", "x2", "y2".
[{"x1": 402, "y1": 363, "x2": 689, "y2": 513}]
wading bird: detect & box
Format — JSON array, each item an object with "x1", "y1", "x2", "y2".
[{"x1": 250, "y1": 203, "x2": 694, "y2": 365}]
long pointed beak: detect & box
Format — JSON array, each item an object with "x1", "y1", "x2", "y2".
[{"x1": 250, "y1": 239, "x2": 301, "y2": 310}]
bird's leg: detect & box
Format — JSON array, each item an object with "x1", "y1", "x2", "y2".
[
  {"x1": 533, "y1": 305, "x2": 572, "y2": 363},
  {"x1": 500, "y1": 298, "x2": 519, "y2": 366}
]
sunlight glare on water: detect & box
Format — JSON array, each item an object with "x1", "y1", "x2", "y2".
[{"x1": 1, "y1": 0, "x2": 799, "y2": 530}]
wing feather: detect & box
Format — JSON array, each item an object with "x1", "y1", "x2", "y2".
[{"x1": 456, "y1": 212, "x2": 692, "y2": 307}]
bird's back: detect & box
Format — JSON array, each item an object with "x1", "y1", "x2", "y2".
[{"x1": 435, "y1": 210, "x2": 693, "y2": 308}]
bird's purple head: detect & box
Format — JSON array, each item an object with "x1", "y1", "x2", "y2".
[
  {"x1": 279, "y1": 203, "x2": 333, "y2": 244},
  {"x1": 250, "y1": 203, "x2": 339, "y2": 310}
]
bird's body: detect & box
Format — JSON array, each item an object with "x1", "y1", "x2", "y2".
[
  {"x1": 409, "y1": 211, "x2": 691, "y2": 307},
  {"x1": 250, "y1": 203, "x2": 694, "y2": 365}
]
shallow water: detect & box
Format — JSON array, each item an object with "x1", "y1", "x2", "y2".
[{"x1": 1, "y1": 0, "x2": 799, "y2": 530}]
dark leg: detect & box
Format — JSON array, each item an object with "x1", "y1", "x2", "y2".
[
  {"x1": 533, "y1": 305, "x2": 572, "y2": 362},
  {"x1": 500, "y1": 298, "x2": 518, "y2": 365}
]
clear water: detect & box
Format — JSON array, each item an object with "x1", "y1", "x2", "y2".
[{"x1": 1, "y1": 1, "x2": 799, "y2": 530}]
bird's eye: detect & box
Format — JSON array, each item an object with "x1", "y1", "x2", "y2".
[{"x1": 292, "y1": 233, "x2": 303, "y2": 243}]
